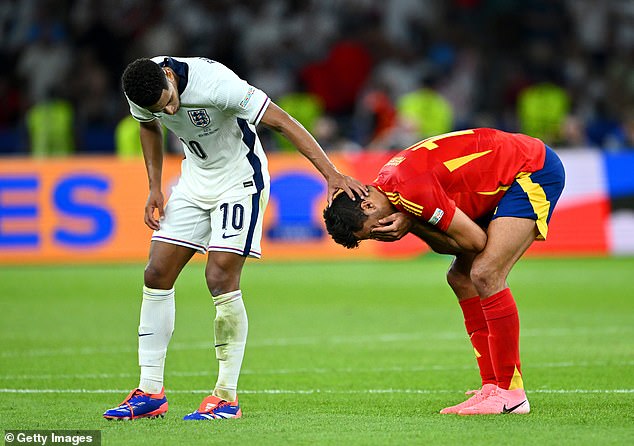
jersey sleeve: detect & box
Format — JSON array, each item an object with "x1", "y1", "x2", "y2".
[
  {"x1": 203, "y1": 62, "x2": 270, "y2": 125},
  {"x1": 125, "y1": 93, "x2": 156, "y2": 123},
  {"x1": 379, "y1": 173, "x2": 457, "y2": 232}
]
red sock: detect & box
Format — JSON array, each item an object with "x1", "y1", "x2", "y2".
[
  {"x1": 481, "y1": 288, "x2": 523, "y2": 390},
  {"x1": 459, "y1": 296, "x2": 496, "y2": 386}
]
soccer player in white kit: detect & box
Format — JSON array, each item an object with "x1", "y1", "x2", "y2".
[{"x1": 103, "y1": 56, "x2": 366, "y2": 421}]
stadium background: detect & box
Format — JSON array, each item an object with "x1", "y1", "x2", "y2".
[
  {"x1": 1, "y1": 2, "x2": 634, "y2": 444},
  {"x1": 1, "y1": 0, "x2": 633, "y2": 261}
]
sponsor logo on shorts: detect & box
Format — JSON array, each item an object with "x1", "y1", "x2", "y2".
[
  {"x1": 428, "y1": 208, "x2": 444, "y2": 225},
  {"x1": 222, "y1": 233, "x2": 240, "y2": 239},
  {"x1": 243, "y1": 180, "x2": 254, "y2": 188},
  {"x1": 188, "y1": 109, "x2": 211, "y2": 127}
]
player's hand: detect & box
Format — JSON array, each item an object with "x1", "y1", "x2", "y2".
[
  {"x1": 327, "y1": 173, "x2": 368, "y2": 206},
  {"x1": 371, "y1": 212, "x2": 413, "y2": 241},
  {"x1": 144, "y1": 189, "x2": 165, "y2": 231}
]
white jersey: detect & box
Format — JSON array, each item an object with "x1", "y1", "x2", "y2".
[{"x1": 126, "y1": 56, "x2": 271, "y2": 204}]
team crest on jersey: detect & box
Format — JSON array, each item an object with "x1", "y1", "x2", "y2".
[{"x1": 188, "y1": 109, "x2": 211, "y2": 127}]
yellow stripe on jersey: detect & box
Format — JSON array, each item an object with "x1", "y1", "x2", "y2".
[
  {"x1": 383, "y1": 190, "x2": 424, "y2": 216},
  {"x1": 383, "y1": 192, "x2": 401, "y2": 207},
  {"x1": 515, "y1": 172, "x2": 550, "y2": 240},
  {"x1": 443, "y1": 150, "x2": 493, "y2": 172},
  {"x1": 400, "y1": 196, "x2": 424, "y2": 216},
  {"x1": 384, "y1": 191, "x2": 401, "y2": 206},
  {"x1": 406, "y1": 129, "x2": 476, "y2": 151},
  {"x1": 401, "y1": 203, "x2": 423, "y2": 216},
  {"x1": 383, "y1": 190, "x2": 399, "y2": 199},
  {"x1": 477, "y1": 185, "x2": 511, "y2": 195}
]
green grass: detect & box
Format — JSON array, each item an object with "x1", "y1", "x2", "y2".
[{"x1": 1, "y1": 257, "x2": 633, "y2": 445}]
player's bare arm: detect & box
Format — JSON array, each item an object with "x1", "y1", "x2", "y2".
[
  {"x1": 409, "y1": 220, "x2": 465, "y2": 255},
  {"x1": 259, "y1": 102, "x2": 367, "y2": 205},
  {"x1": 140, "y1": 120, "x2": 165, "y2": 230},
  {"x1": 371, "y1": 211, "x2": 480, "y2": 255},
  {"x1": 445, "y1": 207, "x2": 487, "y2": 253}
]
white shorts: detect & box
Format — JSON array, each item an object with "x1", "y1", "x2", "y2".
[{"x1": 152, "y1": 187, "x2": 269, "y2": 258}]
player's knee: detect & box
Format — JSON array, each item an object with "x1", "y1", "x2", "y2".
[
  {"x1": 470, "y1": 260, "x2": 503, "y2": 294},
  {"x1": 144, "y1": 262, "x2": 171, "y2": 289},
  {"x1": 205, "y1": 268, "x2": 238, "y2": 297},
  {"x1": 446, "y1": 266, "x2": 471, "y2": 294}
]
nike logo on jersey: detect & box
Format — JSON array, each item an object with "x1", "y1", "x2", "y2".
[
  {"x1": 502, "y1": 400, "x2": 527, "y2": 413},
  {"x1": 138, "y1": 333, "x2": 154, "y2": 337},
  {"x1": 222, "y1": 233, "x2": 240, "y2": 239}
]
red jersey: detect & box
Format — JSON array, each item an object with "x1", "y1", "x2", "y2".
[{"x1": 372, "y1": 128, "x2": 546, "y2": 232}]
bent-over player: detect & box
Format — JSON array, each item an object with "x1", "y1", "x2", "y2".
[{"x1": 323, "y1": 128, "x2": 565, "y2": 415}]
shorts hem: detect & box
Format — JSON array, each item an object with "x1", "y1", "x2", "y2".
[
  {"x1": 151, "y1": 235, "x2": 207, "y2": 254},
  {"x1": 207, "y1": 245, "x2": 262, "y2": 258},
  {"x1": 490, "y1": 214, "x2": 548, "y2": 240}
]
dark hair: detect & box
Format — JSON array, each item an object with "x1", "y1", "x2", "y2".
[
  {"x1": 323, "y1": 191, "x2": 367, "y2": 249},
  {"x1": 122, "y1": 58, "x2": 168, "y2": 107}
]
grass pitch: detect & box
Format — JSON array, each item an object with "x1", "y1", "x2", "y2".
[{"x1": 1, "y1": 256, "x2": 633, "y2": 445}]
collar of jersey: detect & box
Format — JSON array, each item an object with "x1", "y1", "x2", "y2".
[{"x1": 160, "y1": 57, "x2": 189, "y2": 96}]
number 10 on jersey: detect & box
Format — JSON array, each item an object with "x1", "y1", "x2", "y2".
[{"x1": 179, "y1": 138, "x2": 208, "y2": 160}]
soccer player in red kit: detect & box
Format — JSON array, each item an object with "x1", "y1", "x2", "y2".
[{"x1": 323, "y1": 128, "x2": 565, "y2": 415}]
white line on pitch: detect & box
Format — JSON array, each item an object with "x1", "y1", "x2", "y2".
[
  {"x1": 0, "y1": 388, "x2": 633, "y2": 395},
  {"x1": 1, "y1": 360, "x2": 632, "y2": 381},
  {"x1": 1, "y1": 326, "x2": 631, "y2": 358}
]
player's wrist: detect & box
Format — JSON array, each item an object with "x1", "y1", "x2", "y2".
[{"x1": 323, "y1": 167, "x2": 342, "y2": 181}]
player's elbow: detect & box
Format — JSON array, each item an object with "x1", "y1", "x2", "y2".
[
  {"x1": 459, "y1": 232, "x2": 487, "y2": 253},
  {"x1": 446, "y1": 211, "x2": 487, "y2": 253},
  {"x1": 261, "y1": 102, "x2": 295, "y2": 134}
]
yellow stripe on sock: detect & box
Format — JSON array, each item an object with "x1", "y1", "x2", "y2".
[
  {"x1": 474, "y1": 347, "x2": 482, "y2": 358},
  {"x1": 508, "y1": 366, "x2": 524, "y2": 390}
]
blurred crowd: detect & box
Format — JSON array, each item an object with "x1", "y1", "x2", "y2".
[{"x1": 1, "y1": 0, "x2": 634, "y2": 156}]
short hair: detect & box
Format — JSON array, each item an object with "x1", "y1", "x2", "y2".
[
  {"x1": 122, "y1": 58, "x2": 168, "y2": 107},
  {"x1": 323, "y1": 191, "x2": 368, "y2": 249}
]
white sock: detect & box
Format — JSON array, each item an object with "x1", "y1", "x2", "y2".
[
  {"x1": 212, "y1": 290, "x2": 248, "y2": 402},
  {"x1": 138, "y1": 286, "x2": 175, "y2": 394}
]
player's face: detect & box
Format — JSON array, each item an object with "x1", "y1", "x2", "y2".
[
  {"x1": 147, "y1": 70, "x2": 180, "y2": 115},
  {"x1": 353, "y1": 186, "x2": 393, "y2": 241}
]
